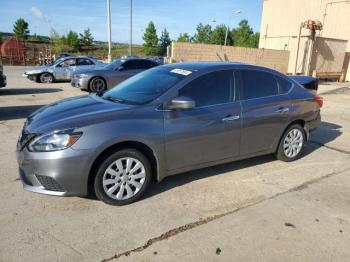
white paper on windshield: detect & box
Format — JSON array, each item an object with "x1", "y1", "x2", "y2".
[{"x1": 170, "y1": 69, "x2": 192, "y2": 76}]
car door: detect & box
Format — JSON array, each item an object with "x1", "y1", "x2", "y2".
[
  {"x1": 164, "y1": 70, "x2": 241, "y2": 171},
  {"x1": 238, "y1": 69, "x2": 293, "y2": 156},
  {"x1": 55, "y1": 58, "x2": 76, "y2": 80}
]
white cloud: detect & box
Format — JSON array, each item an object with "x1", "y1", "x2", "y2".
[{"x1": 30, "y1": 6, "x2": 51, "y2": 24}]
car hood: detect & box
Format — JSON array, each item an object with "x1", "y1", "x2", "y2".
[
  {"x1": 25, "y1": 94, "x2": 134, "y2": 133},
  {"x1": 25, "y1": 65, "x2": 52, "y2": 74}
]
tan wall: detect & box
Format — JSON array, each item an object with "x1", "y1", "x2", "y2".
[
  {"x1": 260, "y1": 0, "x2": 350, "y2": 51},
  {"x1": 170, "y1": 42, "x2": 290, "y2": 73}
]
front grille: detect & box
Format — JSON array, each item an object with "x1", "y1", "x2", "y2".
[{"x1": 35, "y1": 175, "x2": 65, "y2": 192}]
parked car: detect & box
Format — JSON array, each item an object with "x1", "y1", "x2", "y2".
[
  {"x1": 0, "y1": 65, "x2": 6, "y2": 88},
  {"x1": 17, "y1": 62, "x2": 322, "y2": 205},
  {"x1": 23, "y1": 56, "x2": 104, "y2": 83},
  {"x1": 71, "y1": 58, "x2": 159, "y2": 92}
]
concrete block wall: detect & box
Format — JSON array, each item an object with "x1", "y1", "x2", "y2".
[{"x1": 171, "y1": 42, "x2": 290, "y2": 73}]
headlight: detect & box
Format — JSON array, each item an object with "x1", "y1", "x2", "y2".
[
  {"x1": 76, "y1": 74, "x2": 88, "y2": 78},
  {"x1": 28, "y1": 129, "x2": 82, "y2": 152}
]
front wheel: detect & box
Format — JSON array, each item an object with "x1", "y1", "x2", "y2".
[
  {"x1": 39, "y1": 72, "x2": 54, "y2": 83},
  {"x1": 275, "y1": 124, "x2": 306, "y2": 162},
  {"x1": 89, "y1": 77, "x2": 106, "y2": 93},
  {"x1": 94, "y1": 149, "x2": 152, "y2": 205}
]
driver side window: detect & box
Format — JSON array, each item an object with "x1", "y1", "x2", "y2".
[
  {"x1": 178, "y1": 70, "x2": 235, "y2": 108},
  {"x1": 58, "y1": 58, "x2": 76, "y2": 67}
]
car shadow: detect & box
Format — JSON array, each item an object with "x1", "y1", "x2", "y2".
[
  {"x1": 144, "y1": 121, "x2": 342, "y2": 200},
  {"x1": 0, "y1": 105, "x2": 45, "y2": 121},
  {"x1": 0, "y1": 88, "x2": 62, "y2": 95}
]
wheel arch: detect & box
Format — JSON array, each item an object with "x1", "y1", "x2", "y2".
[
  {"x1": 87, "y1": 141, "x2": 159, "y2": 195},
  {"x1": 274, "y1": 119, "x2": 307, "y2": 152}
]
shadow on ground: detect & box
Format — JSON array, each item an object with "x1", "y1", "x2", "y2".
[
  {"x1": 0, "y1": 105, "x2": 45, "y2": 121},
  {"x1": 0, "y1": 88, "x2": 62, "y2": 95}
]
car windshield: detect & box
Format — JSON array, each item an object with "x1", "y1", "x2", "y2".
[
  {"x1": 51, "y1": 57, "x2": 66, "y2": 66},
  {"x1": 104, "y1": 60, "x2": 123, "y2": 70},
  {"x1": 102, "y1": 67, "x2": 187, "y2": 104}
]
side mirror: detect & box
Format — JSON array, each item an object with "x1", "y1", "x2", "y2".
[
  {"x1": 118, "y1": 66, "x2": 125, "y2": 71},
  {"x1": 168, "y1": 97, "x2": 195, "y2": 110}
]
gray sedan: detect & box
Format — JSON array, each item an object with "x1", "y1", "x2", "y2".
[
  {"x1": 23, "y1": 56, "x2": 103, "y2": 83},
  {"x1": 71, "y1": 58, "x2": 159, "y2": 92},
  {"x1": 17, "y1": 62, "x2": 322, "y2": 205}
]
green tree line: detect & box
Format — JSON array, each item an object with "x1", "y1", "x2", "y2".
[{"x1": 143, "y1": 19, "x2": 260, "y2": 56}]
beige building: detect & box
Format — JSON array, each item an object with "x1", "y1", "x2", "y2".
[{"x1": 259, "y1": 0, "x2": 350, "y2": 80}]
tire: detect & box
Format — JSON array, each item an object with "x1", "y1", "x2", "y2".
[
  {"x1": 275, "y1": 124, "x2": 306, "y2": 162},
  {"x1": 39, "y1": 72, "x2": 54, "y2": 83},
  {"x1": 89, "y1": 77, "x2": 106, "y2": 93},
  {"x1": 94, "y1": 149, "x2": 152, "y2": 205}
]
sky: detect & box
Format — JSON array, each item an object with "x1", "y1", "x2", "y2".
[{"x1": 0, "y1": 0, "x2": 263, "y2": 44}]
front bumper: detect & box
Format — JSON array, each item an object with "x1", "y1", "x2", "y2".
[
  {"x1": 17, "y1": 147, "x2": 94, "y2": 197},
  {"x1": 71, "y1": 77, "x2": 89, "y2": 91},
  {"x1": 22, "y1": 73, "x2": 37, "y2": 81}
]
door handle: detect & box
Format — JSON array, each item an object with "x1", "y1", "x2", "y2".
[
  {"x1": 222, "y1": 115, "x2": 240, "y2": 122},
  {"x1": 275, "y1": 107, "x2": 290, "y2": 113}
]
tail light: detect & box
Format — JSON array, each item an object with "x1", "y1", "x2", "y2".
[{"x1": 314, "y1": 95, "x2": 323, "y2": 108}]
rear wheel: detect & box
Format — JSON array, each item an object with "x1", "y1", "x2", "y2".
[
  {"x1": 275, "y1": 124, "x2": 305, "y2": 162},
  {"x1": 89, "y1": 77, "x2": 106, "y2": 93},
  {"x1": 39, "y1": 72, "x2": 54, "y2": 83},
  {"x1": 94, "y1": 149, "x2": 152, "y2": 205}
]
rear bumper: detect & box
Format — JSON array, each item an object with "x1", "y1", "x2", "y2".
[
  {"x1": 17, "y1": 147, "x2": 94, "y2": 197},
  {"x1": 0, "y1": 76, "x2": 6, "y2": 87},
  {"x1": 305, "y1": 111, "x2": 321, "y2": 140}
]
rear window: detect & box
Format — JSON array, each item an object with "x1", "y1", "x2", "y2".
[{"x1": 241, "y1": 70, "x2": 279, "y2": 100}]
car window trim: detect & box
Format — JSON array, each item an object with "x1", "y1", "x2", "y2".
[{"x1": 237, "y1": 69, "x2": 294, "y2": 101}]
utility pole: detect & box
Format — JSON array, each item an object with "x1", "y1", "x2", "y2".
[
  {"x1": 129, "y1": 0, "x2": 133, "y2": 56},
  {"x1": 225, "y1": 10, "x2": 241, "y2": 46},
  {"x1": 107, "y1": 0, "x2": 112, "y2": 63}
]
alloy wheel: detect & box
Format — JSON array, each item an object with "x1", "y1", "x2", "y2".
[
  {"x1": 283, "y1": 128, "x2": 304, "y2": 158},
  {"x1": 102, "y1": 157, "x2": 146, "y2": 200}
]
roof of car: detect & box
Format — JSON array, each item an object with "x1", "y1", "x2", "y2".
[{"x1": 161, "y1": 62, "x2": 285, "y2": 75}]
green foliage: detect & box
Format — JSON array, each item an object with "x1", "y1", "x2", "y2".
[
  {"x1": 13, "y1": 18, "x2": 30, "y2": 39},
  {"x1": 210, "y1": 25, "x2": 233, "y2": 46},
  {"x1": 192, "y1": 23, "x2": 212, "y2": 43},
  {"x1": 51, "y1": 31, "x2": 68, "y2": 54},
  {"x1": 177, "y1": 33, "x2": 191, "y2": 43},
  {"x1": 231, "y1": 20, "x2": 259, "y2": 48},
  {"x1": 66, "y1": 30, "x2": 79, "y2": 51},
  {"x1": 159, "y1": 28, "x2": 171, "y2": 56},
  {"x1": 79, "y1": 28, "x2": 94, "y2": 47},
  {"x1": 28, "y1": 34, "x2": 50, "y2": 43},
  {"x1": 143, "y1": 21, "x2": 159, "y2": 55},
  {"x1": 0, "y1": 34, "x2": 2, "y2": 45}
]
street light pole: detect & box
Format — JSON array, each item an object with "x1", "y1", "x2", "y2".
[
  {"x1": 107, "y1": 0, "x2": 112, "y2": 63},
  {"x1": 225, "y1": 10, "x2": 241, "y2": 46},
  {"x1": 129, "y1": 0, "x2": 133, "y2": 56}
]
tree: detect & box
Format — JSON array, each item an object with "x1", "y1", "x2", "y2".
[
  {"x1": 192, "y1": 23, "x2": 212, "y2": 43},
  {"x1": 159, "y1": 28, "x2": 171, "y2": 56},
  {"x1": 143, "y1": 21, "x2": 159, "y2": 55},
  {"x1": 66, "y1": 30, "x2": 79, "y2": 51},
  {"x1": 51, "y1": 32, "x2": 68, "y2": 53},
  {"x1": 13, "y1": 18, "x2": 30, "y2": 39},
  {"x1": 210, "y1": 25, "x2": 233, "y2": 46},
  {"x1": 177, "y1": 33, "x2": 191, "y2": 43},
  {"x1": 79, "y1": 28, "x2": 94, "y2": 48},
  {"x1": 231, "y1": 19, "x2": 258, "y2": 48},
  {"x1": 0, "y1": 34, "x2": 3, "y2": 46}
]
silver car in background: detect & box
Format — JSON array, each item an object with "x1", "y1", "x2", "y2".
[
  {"x1": 23, "y1": 56, "x2": 104, "y2": 83},
  {"x1": 71, "y1": 58, "x2": 159, "y2": 92}
]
